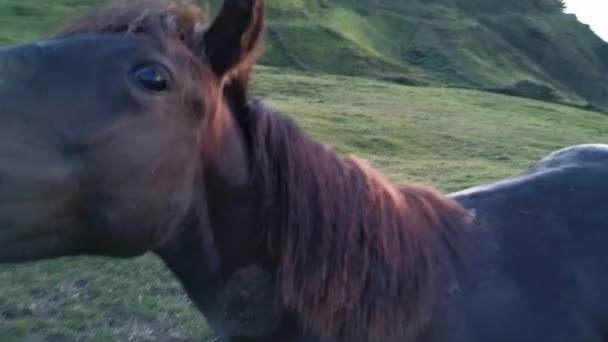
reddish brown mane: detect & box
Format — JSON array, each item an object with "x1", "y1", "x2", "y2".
[{"x1": 247, "y1": 101, "x2": 472, "y2": 341}]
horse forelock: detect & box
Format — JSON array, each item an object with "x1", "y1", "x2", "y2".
[
  {"x1": 246, "y1": 103, "x2": 472, "y2": 341},
  {"x1": 54, "y1": 0, "x2": 210, "y2": 41}
]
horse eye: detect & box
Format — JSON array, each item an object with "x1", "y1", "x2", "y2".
[{"x1": 133, "y1": 66, "x2": 169, "y2": 92}]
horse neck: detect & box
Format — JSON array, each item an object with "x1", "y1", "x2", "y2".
[
  {"x1": 152, "y1": 96, "x2": 247, "y2": 282},
  {"x1": 155, "y1": 203, "x2": 237, "y2": 338},
  {"x1": 245, "y1": 106, "x2": 472, "y2": 340},
  {"x1": 153, "y1": 173, "x2": 224, "y2": 312},
  {"x1": 201, "y1": 101, "x2": 264, "y2": 275},
  {"x1": 154, "y1": 101, "x2": 260, "y2": 335}
]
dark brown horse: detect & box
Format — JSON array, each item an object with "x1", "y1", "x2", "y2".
[{"x1": 1, "y1": 0, "x2": 608, "y2": 341}]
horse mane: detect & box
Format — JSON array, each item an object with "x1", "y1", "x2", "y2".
[{"x1": 246, "y1": 100, "x2": 472, "y2": 341}]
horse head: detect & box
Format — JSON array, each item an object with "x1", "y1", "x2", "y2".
[{"x1": 0, "y1": 0, "x2": 265, "y2": 264}]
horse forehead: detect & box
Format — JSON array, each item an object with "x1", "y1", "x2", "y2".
[
  {"x1": 0, "y1": 33, "x2": 162, "y2": 73},
  {"x1": 0, "y1": 33, "x2": 173, "y2": 105}
]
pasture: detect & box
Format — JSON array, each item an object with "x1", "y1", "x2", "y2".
[{"x1": 1, "y1": 1, "x2": 608, "y2": 341}]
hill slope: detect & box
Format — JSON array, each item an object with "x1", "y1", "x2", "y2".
[
  {"x1": 1, "y1": 0, "x2": 605, "y2": 110},
  {"x1": 202, "y1": 0, "x2": 608, "y2": 111}
]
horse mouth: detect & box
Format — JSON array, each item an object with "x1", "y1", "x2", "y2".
[
  {"x1": 0, "y1": 220, "x2": 83, "y2": 263},
  {"x1": 0, "y1": 156, "x2": 84, "y2": 262},
  {"x1": 0, "y1": 195, "x2": 84, "y2": 263}
]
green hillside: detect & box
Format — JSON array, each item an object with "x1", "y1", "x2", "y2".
[{"x1": 208, "y1": 0, "x2": 608, "y2": 111}]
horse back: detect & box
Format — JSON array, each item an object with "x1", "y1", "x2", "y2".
[{"x1": 439, "y1": 145, "x2": 608, "y2": 342}]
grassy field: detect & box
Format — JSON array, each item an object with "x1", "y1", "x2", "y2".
[
  {"x1": 1, "y1": 1, "x2": 608, "y2": 341},
  {"x1": 253, "y1": 0, "x2": 608, "y2": 111}
]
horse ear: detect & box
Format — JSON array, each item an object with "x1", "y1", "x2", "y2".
[{"x1": 201, "y1": 0, "x2": 265, "y2": 79}]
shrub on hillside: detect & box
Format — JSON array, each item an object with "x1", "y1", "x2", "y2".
[{"x1": 491, "y1": 80, "x2": 561, "y2": 102}]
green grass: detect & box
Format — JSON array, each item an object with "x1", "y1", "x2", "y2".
[
  {"x1": 1, "y1": 0, "x2": 608, "y2": 341},
  {"x1": 256, "y1": 0, "x2": 608, "y2": 110},
  {"x1": 252, "y1": 67, "x2": 608, "y2": 192},
  {"x1": 0, "y1": 0, "x2": 92, "y2": 43}
]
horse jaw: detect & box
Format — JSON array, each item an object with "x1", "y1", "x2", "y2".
[{"x1": 0, "y1": 146, "x2": 84, "y2": 262}]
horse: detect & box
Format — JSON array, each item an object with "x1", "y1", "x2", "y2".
[{"x1": 1, "y1": 0, "x2": 608, "y2": 341}]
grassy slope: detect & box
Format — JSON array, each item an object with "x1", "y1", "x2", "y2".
[
  {"x1": 1, "y1": 1, "x2": 608, "y2": 341},
  {"x1": 246, "y1": 0, "x2": 608, "y2": 110}
]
